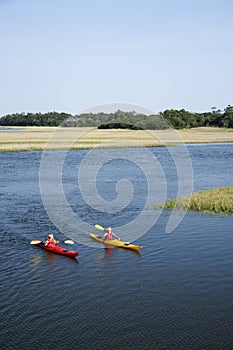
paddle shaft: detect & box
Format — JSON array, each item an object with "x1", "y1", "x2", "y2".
[{"x1": 30, "y1": 239, "x2": 74, "y2": 245}]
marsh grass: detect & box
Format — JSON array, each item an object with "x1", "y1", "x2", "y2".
[
  {"x1": 157, "y1": 186, "x2": 233, "y2": 214},
  {"x1": 1, "y1": 126, "x2": 233, "y2": 152}
]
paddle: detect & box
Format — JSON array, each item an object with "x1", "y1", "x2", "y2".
[
  {"x1": 30, "y1": 239, "x2": 75, "y2": 245},
  {"x1": 30, "y1": 240, "x2": 42, "y2": 245},
  {"x1": 95, "y1": 224, "x2": 105, "y2": 231},
  {"x1": 64, "y1": 240, "x2": 75, "y2": 245}
]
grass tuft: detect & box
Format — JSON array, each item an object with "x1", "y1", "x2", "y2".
[{"x1": 156, "y1": 186, "x2": 233, "y2": 214}]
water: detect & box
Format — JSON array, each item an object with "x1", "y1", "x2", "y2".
[{"x1": 0, "y1": 144, "x2": 233, "y2": 350}]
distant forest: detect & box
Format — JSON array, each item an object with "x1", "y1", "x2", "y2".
[{"x1": 1, "y1": 105, "x2": 233, "y2": 130}]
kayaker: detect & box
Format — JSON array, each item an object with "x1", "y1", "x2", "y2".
[
  {"x1": 45, "y1": 234, "x2": 59, "y2": 247},
  {"x1": 104, "y1": 227, "x2": 120, "y2": 240}
]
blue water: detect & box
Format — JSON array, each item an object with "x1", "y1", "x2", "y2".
[
  {"x1": 0, "y1": 143, "x2": 233, "y2": 350},
  {"x1": 0, "y1": 127, "x2": 22, "y2": 131}
]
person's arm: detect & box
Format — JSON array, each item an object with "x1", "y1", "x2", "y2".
[{"x1": 113, "y1": 232, "x2": 120, "y2": 240}]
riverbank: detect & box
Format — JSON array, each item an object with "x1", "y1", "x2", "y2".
[
  {"x1": 156, "y1": 186, "x2": 233, "y2": 214},
  {"x1": 1, "y1": 126, "x2": 233, "y2": 152}
]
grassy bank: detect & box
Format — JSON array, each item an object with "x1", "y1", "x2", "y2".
[
  {"x1": 156, "y1": 186, "x2": 233, "y2": 214},
  {"x1": 0, "y1": 126, "x2": 233, "y2": 152}
]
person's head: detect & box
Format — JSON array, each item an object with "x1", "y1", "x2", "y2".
[
  {"x1": 48, "y1": 234, "x2": 54, "y2": 239},
  {"x1": 107, "y1": 227, "x2": 112, "y2": 233}
]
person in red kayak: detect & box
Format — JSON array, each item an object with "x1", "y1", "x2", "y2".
[
  {"x1": 45, "y1": 234, "x2": 59, "y2": 247},
  {"x1": 104, "y1": 227, "x2": 120, "y2": 241}
]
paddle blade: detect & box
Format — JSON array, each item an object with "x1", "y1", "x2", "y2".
[
  {"x1": 95, "y1": 224, "x2": 105, "y2": 231},
  {"x1": 30, "y1": 240, "x2": 41, "y2": 245},
  {"x1": 64, "y1": 240, "x2": 75, "y2": 244}
]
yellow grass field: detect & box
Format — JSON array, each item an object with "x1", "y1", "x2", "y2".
[{"x1": 1, "y1": 126, "x2": 233, "y2": 152}]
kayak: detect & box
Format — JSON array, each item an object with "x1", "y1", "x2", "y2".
[
  {"x1": 90, "y1": 233, "x2": 142, "y2": 251},
  {"x1": 35, "y1": 242, "x2": 79, "y2": 258}
]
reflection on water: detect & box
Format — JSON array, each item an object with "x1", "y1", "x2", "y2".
[
  {"x1": 105, "y1": 246, "x2": 114, "y2": 256},
  {"x1": 29, "y1": 254, "x2": 41, "y2": 268}
]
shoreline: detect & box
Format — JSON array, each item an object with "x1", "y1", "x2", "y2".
[{"x1": 1, "y1": 126, "x2": 233, "y2": 152}]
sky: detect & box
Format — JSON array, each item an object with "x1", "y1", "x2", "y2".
[{"x1": 0, "y1": 0, "x2": 233, "y2": 116}]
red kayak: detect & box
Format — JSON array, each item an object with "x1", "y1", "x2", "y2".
[{"x1": 36, "y1": 242, "x2": 79, "y2": 258}]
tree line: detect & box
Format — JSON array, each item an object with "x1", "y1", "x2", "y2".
[{"x1": 0, "y1": 105, "x2": 233, "y2": 129}]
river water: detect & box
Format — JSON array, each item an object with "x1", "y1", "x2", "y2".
[{"x1": 0, "y1": 143, "x2": 233, "y2": 350}]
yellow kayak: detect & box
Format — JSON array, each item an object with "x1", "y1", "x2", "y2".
[{"x1": 90, "y1": 233, "x2": 142, "y2": 251}]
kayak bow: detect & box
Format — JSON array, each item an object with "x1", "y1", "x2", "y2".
[{"x1": 90, "y1": 233, "x2": 142, "y2": 251}]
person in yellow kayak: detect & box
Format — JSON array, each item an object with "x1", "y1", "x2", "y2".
[
  {"x1": 45, "y1": 234, "x2": 59, "y2": 247},
  {"x1": 104, "y1": 227, "x2": 120, "y2": 241}
]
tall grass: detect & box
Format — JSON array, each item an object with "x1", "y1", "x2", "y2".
[
  {"x1": 1, "y1": 126, "x2": 233, "y2": 152},
  {"x1": 156, "y1": 186, "x2": 233, "y2": 214}
]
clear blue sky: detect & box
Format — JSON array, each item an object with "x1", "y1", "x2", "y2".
[{"x1": 1, "y1": 0, "x2": 233, "y2": 116}]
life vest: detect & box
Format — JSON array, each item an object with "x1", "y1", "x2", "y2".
[
  {"x1": 45, "y1": 237, "x2": 56, "y2": 247},
  {"x1": 105, "y1": 232, "x2": 113, "y2": 240}
]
